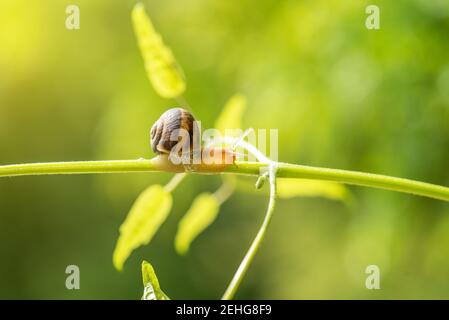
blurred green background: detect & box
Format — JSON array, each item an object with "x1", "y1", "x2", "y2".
[{"x1": 1, "y1": 0, "x2": 449, "y2": 299}]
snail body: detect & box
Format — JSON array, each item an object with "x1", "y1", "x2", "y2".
[{"x1": 150, "y1": 108, "x2": 236, "y2": 169}]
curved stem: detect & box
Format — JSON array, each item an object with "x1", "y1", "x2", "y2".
[
  {"x1": 0, "y1": 159, "x2": 448, "y2": 202},
  {"x1": 222, "y1": 164, "x2": 277, "y2": 300}
]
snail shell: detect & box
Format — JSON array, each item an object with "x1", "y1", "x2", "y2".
[{"x1": 150, "y1": 107, "x2": 198, "y2": 154}]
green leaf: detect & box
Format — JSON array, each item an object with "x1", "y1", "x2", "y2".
[
  {"x1": 141, "y1": 260, "x2": 170, "y2": 300},
  {"x1": 175, "y1": 193, "x2": 220, "y2": 255},
  {"x1": 215, "y1": 94, "x2": 247, "y2": 135},
  {"x1": 113, "y1": 185, "x2": 172, "y2": 271},
  {"x1": 277, "y1": 178, "x2": 349, "y2": 201},
  {"x1": 132, "y1": 3, "x2": 186, "y2": 98}
]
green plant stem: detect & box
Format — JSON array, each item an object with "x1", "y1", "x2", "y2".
[
  {"x1": 0, "y1": 159, "x2": 448, "y2": 202},
  {"x1": 164, "y1": 173, "x2": 186, "y2": 193},
  {"x1": 214, "y1": 180, "x2": 235, "y2": 205},
  {"x1": 0, "y1": 160, "x2": 158, "y2": 177},
  {"x1": 222, "y1": 165, "x2": 277, "y2": 300}
]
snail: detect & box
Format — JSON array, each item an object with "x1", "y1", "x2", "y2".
[
  {"x1": 150, "y1": 107, "x2": 236, "y2": 170},
  {"x1": 150, "y1": 107, "x2": 198, "y2": 155}
]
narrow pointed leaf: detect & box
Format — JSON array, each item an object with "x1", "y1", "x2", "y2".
[
  {"x1": 141, "y1": 260, "x2": 170, "y2": 300},
  {"x1": 132, "y1": 3, "x2": 186, "y2": 98},
  {"x1": 277, "y1": 178, "x2": 349, "y2": 201},
  {"x1": 113, "y1": 185, "x2": 172, "y2": 270},
  {"x1": 215, "y1": 94, "x2": 247, "y2": 135},
  {"x1": 175, "y1": 193, "x2": 220, "y2": 255}
]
